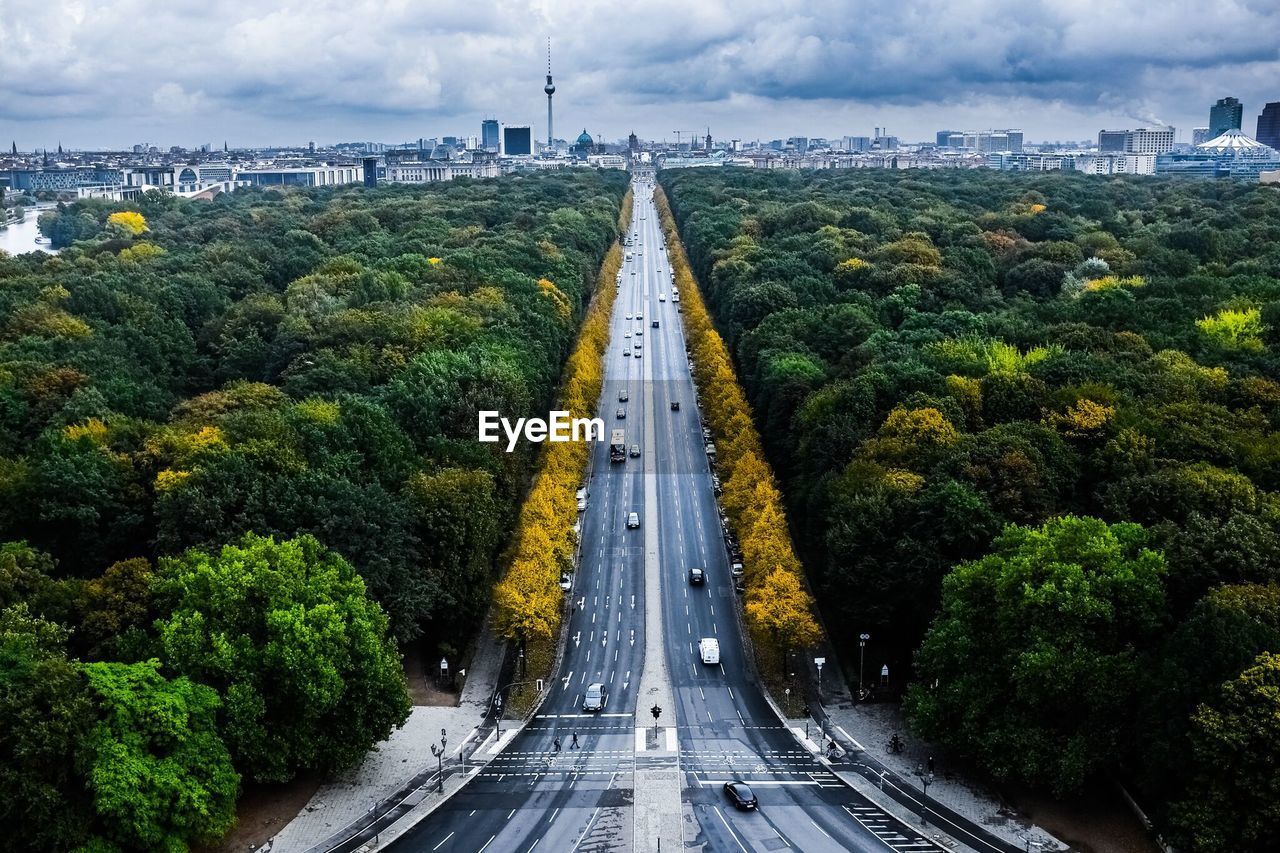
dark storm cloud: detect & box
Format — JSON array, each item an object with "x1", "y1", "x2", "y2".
[{"x1": 1, "y1": 0, "x2": 1277, "y2": 145}]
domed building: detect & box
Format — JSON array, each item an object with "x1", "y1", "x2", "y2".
[
  {"x1": 1196, "y1": 128, "x2": 1273, "y2": 155},
  {"x1": 1157, "y1": 128, "x2": 1280, "y2": 179},
  {"x1": 571, "y1": 129, "x2": 595, "y2": 159}
]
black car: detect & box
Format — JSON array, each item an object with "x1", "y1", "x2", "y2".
[
  {"x1": 688, "y1": 567, "x2": 705, "y2": 585},
  {"x1": 723, "y1": 781, "x2": 757, "y2": 811},
  {"x1": 671, "y1": 401, "x2": 680, "y2": 411}
]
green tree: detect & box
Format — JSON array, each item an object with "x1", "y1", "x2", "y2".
[
  {"x1": 1170, "y1": 652, "x2": 1280, "y2": 852},
  {"x1": 80, "y1": 660, "x2": 238, "y2": 851},
  {"x1": 0, "y1": 605, "x2": 95, "y2": 851},
  {"x1": 905, "y1": 516, "x2": 1167, "y2": 793},
  {"x1": 152, "y1": 533, "x2": 410, "y2": 782}
]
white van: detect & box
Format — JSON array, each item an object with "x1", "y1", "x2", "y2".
[{"x1": 699, "y1": 638, "x2": 720, "y2": 665}]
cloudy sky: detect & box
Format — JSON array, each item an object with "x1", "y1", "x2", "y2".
[{"x1": 2, "y1": 0, "x2": 1278, "y2": 149}]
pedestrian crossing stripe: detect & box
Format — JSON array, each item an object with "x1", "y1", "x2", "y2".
[{"x1": 841, "y1": 804, "x2": 947, "y2": 853}]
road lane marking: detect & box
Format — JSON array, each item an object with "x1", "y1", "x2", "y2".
[
  {"x1": 713, "y1": 807, "x2": 750, "y2": 853},
  {"x1": 432, "y1": 831, "x2": 454, "y2": 850}
]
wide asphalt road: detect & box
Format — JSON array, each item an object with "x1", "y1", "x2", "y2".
[{"x1": 391, "y1": 180, "x2": 946, "y2": 852}]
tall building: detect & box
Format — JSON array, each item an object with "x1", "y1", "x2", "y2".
[
  {"x1": 628, "y1": 131, "x2": 639, "y2": 152},
  {"x1": 1126, "y1": 127, "x2": 1176, "y2": 154},
  {"x1": 1257, "y1": 102, "x2": 1280, "y2": 150},
  {"x1": 1192, "y1": 127, "x2": 1211, "y2": 146},
  {"x1": 936, "y1": 130, "x2": 957, "y2": 147},
  {"x1": 1098, "y1": 130, "x2": 1128, "y2": 152},
  {"x1": 1209, "y1": 97, "x2": 1243, "y2": 137},
  {"x1": 502, "y1": 125, "x2": 533, "y2": 156},
  {"x1": 543, "y1": 39, "x2": 555, "y2": 148},
  {"x1": 481, "y1": 119, "x2": 499, "y2": 152}
]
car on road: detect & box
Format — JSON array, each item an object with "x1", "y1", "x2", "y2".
[
  {"x1": 699, "y1": 637, "x2": 720, "y2": 664},
  {"x1": 616, "y1": 408, "x2": 626, "y2": 419},
  {"x1": 583, "y1": 682, "x2": 607, "y2": 712},
  {"x1": 577, "y1": 496, "x2": 587, "y2": 511},
  {"x1": 688, "y1": 567, "x2": 705, "y2": 585},
  {"x1": 652, "y1": 320, "x2": 659, "y2": 328},
  {"x1": 630, "y1": 444, "x2": 641, "y2": 458},
  {"x1": 624, "y1": 350, "x2": 631, "y2": 357},
  {"x1": 635, "y1": 352, "x2": 642, "y2": 358},
  {"x1": 625, "y1": 331, "x2": 632, "y2": 338},
  {"x1": 671, "y1": 401, "x2": 680, "y2": 411},
  {"x1": 659, "y1": 293, "x2": 666, "y2": 301},
  {"x1": 627, "y1": 512, "x2": 640, "y2": 529},
  {"x1": 636, "y1": 328, "x2": 643, "y2": 335},
  {"x1": 619, "y1": 390, "x2": 629, "y2": 402},
  {"x1": 634, "y1": 342, "x2": 642, "y2": 349},
  {"x1": 731, "y1": 562, "x2": 744, "y2": 578},
  {"x1": 723, "y1": 781, "x2": 757, "y2": 811},
  {"x1": 625, "y1": 314, "x2": 633, "y2": 320},
  {"x1": 636, "y1": 313, "x2": 643, "y2": 320}
]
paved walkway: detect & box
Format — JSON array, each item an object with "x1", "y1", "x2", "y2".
[
  {"x1": 824, "y1": 702, "x2": 1066, "y2": 852},
  {"x1": 263, "y1": 621, "x2": 507, "y2": 853}
]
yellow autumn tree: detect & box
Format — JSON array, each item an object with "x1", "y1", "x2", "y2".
[
  {"x1": 106, "y1": 210, "x2": 148, "y2": 236},
  {"x1": 745, "y1": 566, "x2": 822, "y2": 668},
  {"x1": 492, "y1": 188, "x2": 634, "y2": 650},
  {"x1": 655, "y1": 185, "x2": 825, "y2": 678}
]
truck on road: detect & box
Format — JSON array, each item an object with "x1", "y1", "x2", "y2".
[{"x1": 610, "y1": 429, "x2": 626, "y2": 463}]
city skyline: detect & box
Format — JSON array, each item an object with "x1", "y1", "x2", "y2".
[{"x1": 2, "y1": 0, "x2": 1279, "y2": 149}]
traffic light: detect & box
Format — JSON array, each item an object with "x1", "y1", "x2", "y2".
[{"x1": 650, "y1": 704, "x2": 661, "y2": 731}]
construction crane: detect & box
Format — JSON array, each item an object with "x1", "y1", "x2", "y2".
[{"x1": 672, "y1": 130, "x2": 698, "y2": 148}]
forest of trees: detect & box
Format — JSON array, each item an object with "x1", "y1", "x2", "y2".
[
  {"x1": 0, "y1": 171, "x2": 628, "y2": 849},
  {"x1": 662, "y1": 166, "x2": 1280, "y2": 850}
]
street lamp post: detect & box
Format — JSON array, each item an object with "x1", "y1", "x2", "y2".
[
  {"x1": 858, "y1": 633, "x2": 870, "y2": 696},
  {"x1": 430, "y1": 728, "x2": 449, "y2": 794},
  {"x1": 914, "y1": 766, "x2": 934, "y2": 826}
]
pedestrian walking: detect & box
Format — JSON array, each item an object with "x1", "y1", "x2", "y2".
[
  {"x1": 553, "y1": 736, "x2": 561, "y2": 753},
  {"x1": 571, "y1": 732, "x2": 579, "y2": 749}
]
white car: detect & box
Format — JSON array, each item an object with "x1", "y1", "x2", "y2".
[
  {"x1": 625, "y1": 314, "x2": 633, "y2": 320},
  {"x1": 625, "y1": 331, "x2": 632, "y2": 338},
  {"x1": 699, "y1": 638, "x2": 720, "y2": 665},
  {"x1": 627, "y1": 512, "x2": 640, "y2": 529}
]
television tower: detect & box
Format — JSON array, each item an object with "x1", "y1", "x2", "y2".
[{"x1": 544, "y1": 38, "x2": 556, "y2": 148}]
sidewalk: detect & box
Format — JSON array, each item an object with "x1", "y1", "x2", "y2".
[
  {"x1": 824, "y1": 701, "x2": 1066, "y2": 853},
  {"x1": 262, "y1": 622, "x2": 508, "y2": 853}
]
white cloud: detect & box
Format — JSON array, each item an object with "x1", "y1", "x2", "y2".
[{"x1": 1, "y1": 0, "x2": 1277, "y2": 146}]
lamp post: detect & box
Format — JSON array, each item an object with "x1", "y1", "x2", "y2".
[
  {"x1": 914, "y1": 765, "x2": 934, "y2": 826},
  {"x1": 858, "y1": 633, "x2": 870, "y2": 696},
  {"x1": 430, "y1": 727, "x2": 448, "y2": 793}
]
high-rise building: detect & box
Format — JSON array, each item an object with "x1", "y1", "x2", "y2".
[
  {"x1": 1098, "y1": 130, "x2": 1128, "y2": 152},
  {"x1": 481, "y1": 119, "x2": 499, "y2": 152},
  {"x1": 628, "y1": 131, "x2": 639, "y2": 152},
  {"x1": 1125, "y1": 127, "x2": 1176, "y2": 154},
  {"x1": 1192, "y1": 128, "x2": 1211, "y2": 146},
  {"x1": 1209, "y1": 97, "x2": 1243, "y2": 137},
  {"x1": 936, "y1": 130, "x2": 957, "y2": 147},
  {"x1": 1257, "y1": 102, "x2": 1280, "y2": 150},
  {"x1": 502, "y1": 125, "x2": 533, "y2": 156}
]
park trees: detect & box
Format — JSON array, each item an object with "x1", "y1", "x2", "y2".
[
  {"x1": 152, "y1": 533, "x2": 410, "y2": 783},
  {"x1": 662, "y1": 166, "x2": 1280, "y2": 832},
  {"x1": 905, "y1": 516, "x2": 1167, "y2": 793}
]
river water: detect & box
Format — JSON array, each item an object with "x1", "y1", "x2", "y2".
[{"x1": 0, "y1": 208, "x2": 59, "y2": 255}]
